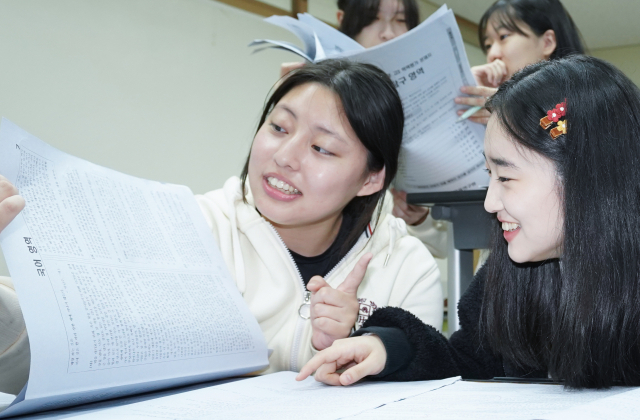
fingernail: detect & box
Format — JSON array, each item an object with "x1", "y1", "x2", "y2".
[
  {"x1": 343, "y1": 374, "x2": 352, "y2": 384},
  {"x1": 460, "y1": 86, "x2": 468, "y2": 93},
  {"x1": 454, "y1": 97, "x2": 462, "y2": 103}
]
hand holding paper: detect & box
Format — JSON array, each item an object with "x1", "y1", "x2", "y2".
[
  {"x1": 0, "y1": 175, "x2": 23, "y2": 234},
  {"x1": 454, "y1": 85, "x2": 498, "y2": 125},
  {"x1": 307, "y1": 253, "x2": 372, "y2": 350}
]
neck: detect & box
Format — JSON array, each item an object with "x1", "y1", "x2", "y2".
[{"x1": 271, "y1": 213, "x2": 344, "y2": 257}]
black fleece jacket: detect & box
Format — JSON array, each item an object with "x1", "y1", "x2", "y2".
[{"x1": 353, "y1": 265, "x2": 547, "y2": 381}]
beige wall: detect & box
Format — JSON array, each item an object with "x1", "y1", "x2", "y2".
[{"x1": 591, "y1": 44, "x2": 640, "y2": 87}]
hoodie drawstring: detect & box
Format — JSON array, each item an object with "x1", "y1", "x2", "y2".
[{"x1": 384, "y1": 217, "x2": 407, "y2": 267}]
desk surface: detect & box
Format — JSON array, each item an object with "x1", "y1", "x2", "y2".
[{"x1": 7, "y1": 374, "x2": 638, "y2": 420}]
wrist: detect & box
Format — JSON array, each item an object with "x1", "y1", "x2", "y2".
[{"x1": 410, "y1": 208, "x2": 429, "y2": 226}]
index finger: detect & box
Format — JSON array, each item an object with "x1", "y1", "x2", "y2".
[
  {"x1": 336, "y1": 252, "x2": 372, "y2": 294},
  {"x1": 296, "y1": 347, "x2": 342, "y2": 381}
]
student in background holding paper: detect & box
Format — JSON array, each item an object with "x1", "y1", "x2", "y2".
[
  {"x1": 280, "y1": 0, "x2": 418, "y2": 75},
  {"x1": 298, "y1": 56, "x2": 640, "y2": 389},
  {"x1": 456, "y1": 0, "x2": 585, "y2": 124},
  {"x1": 0, "y1": 60, "x2": 443, "y2": 394}
]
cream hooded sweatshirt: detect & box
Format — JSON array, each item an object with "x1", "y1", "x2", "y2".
[{"x1": 0, "y1": 177, "x2": 443, "y2": 394}]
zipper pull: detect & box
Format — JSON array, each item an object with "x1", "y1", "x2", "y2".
[{"x1": 298, "y1": 290, "x2": 311, "y2": 319}]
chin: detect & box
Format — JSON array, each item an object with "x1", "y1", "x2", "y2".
[{"x1": 507, "y1": 246, "x2": 535, "y2": 264}]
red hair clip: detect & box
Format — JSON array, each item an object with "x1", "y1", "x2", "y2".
[{"x1": 540, "y1": 101, "x2": 567, "y2": 139}]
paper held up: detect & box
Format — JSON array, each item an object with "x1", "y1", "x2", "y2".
[
  {"x1": 249, "y1": 13, "x2": 364, "y2": 62},
  {"x1": 251, "y1": 7, "x2": 489, "y2": 193},
  {"x1": 0, "y1": 119, "x2": 268, "y2": 417}
]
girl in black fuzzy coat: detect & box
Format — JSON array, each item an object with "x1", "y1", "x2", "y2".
[{"x1": 297, "y1": 55, "x2": 640, "y2": 389}]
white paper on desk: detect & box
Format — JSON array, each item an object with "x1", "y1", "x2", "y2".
[
  {"x1": 348, "y1": 380, "x2": 631, "y2": 419},
  {"x1": 0, "y1": 119, "x2": 268, "y2": 417},
  {"x1": 65, "y1": 372, "x2": 459, "y2": 420},
  {"x1": 344, "y1": 6, "x2": 489, "y2": 193},
  {"x1": 543, "y1": 386, "x2": 640, "y2": 420}
]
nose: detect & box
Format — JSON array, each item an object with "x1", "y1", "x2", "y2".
[
  {"x1": 273, "y1": 134, "x2": 303, "y2": 171},
  {"x1": 486, "y1": 42, "x2": 502, "y2": 63},
  {"x1": 380, "y1": 22, "x2": 396, "y2": 41},
  {"x1": 484, "y1": 181, "x2": 503, "y2": 214}
]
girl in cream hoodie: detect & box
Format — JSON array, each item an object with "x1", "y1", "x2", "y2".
[{"x1": 0, "y1": 59, "x2": 442, "y2": 394}]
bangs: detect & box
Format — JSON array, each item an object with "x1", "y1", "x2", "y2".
[{"x1": 479, "y1": 4, "x2": 528, "y2": 52}]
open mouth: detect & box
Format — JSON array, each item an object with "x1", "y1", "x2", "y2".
[
  {"x1": 265, "y1": 176, "x2": 301, "y2": 195},
  {"x1": 501, "y1": 222, "x2": 520, "y2": 232}
]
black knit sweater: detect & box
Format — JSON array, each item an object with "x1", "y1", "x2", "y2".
[{"x1": 354, "y1": 265, "x2": 547, "y2": 381}]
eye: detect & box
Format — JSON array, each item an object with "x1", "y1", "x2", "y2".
[
  {"x1": 484, "y1": 43, "x2": 492, "y2": 50},
  {"x1": 270, "y1": 123, "x2": 286, "y2": 134},
  {"x1": 498, "y1": 177, "x2": 511, "y2": 183},
  {"x1": 499, "y1": 33, "x2": 510, "y2": 41},
  {"x1": 483, "y1": 167, "x2": 491, "y2": 175},
  {"x1": 312, "y1": 145, "x2": 333, "y2": 156}
]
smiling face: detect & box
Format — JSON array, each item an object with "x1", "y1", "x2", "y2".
[
  {"x1": 483, "y1": 116, "x2": 563, "y2": 263},
  {"x1": 353, "y1": 0, "x2": 408, "y2": 48},
  {"x1": 483, "y1": 15, "x2": 556, "y2": 79},
  {"x1": 248, "y1": 83, "x2": 384, "y2": 234}
]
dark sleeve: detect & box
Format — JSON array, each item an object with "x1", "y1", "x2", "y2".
[
  {"x1": 353, "y1": 265, "x2": 505, "y2": 381},
  {"x1": 353, "y1": 326, "x2": 413, "y2": 378}
]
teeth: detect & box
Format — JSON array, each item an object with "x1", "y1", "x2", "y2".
[
  {"x1": 501, "y1": 222, "x2": 520, "y2": 232},
  {"x1": 267, "y1": 177, "x2": 300, "y2": 195}
]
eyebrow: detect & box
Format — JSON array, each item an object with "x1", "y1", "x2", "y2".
[
  {"x1": 276, "y1": 104, "x2": 297, "y2": 120},
  {"x1": 275, "y1": 103, "x2": 347, "y2": 144},
  {"x1": 483, "y1": 153, "x2": 519, "y2": 169},
  {"x1": 316, "y1": 126, "x2": 347, "y2": 144}
]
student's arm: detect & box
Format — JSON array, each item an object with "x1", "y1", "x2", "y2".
[
  {"x1": 0, "y1": 176, "x2": 30, "y2": 395},
  {"x1": 387, "y1": 190, "x2": 447, "y2": 258},
  {"x1": 0, "y1": 276, "x2": 30, "y2": 395},
  {"x1": 298, "y1": 265, "x2": 505, "y2": 384}
]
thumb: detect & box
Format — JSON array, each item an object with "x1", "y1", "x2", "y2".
[
  {"x1": 337, "y1": 253, "x2": 373, "y2": 295},
  {"x1": 339, "y1": 354, "x2": 381, "y2": 386},
  {"x1": 307, "y1": 275, "x2": 330, "y2": 293}
]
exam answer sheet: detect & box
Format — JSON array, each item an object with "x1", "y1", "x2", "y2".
[
  {"x1": 347, "y1": 379, "x2": 634, "y2": 419},
  {"x1": 14, "y1": 374, "x2": 639, "y2": 419},
  {"x1": 0, "y1": 119, "x2": 268, "y2": 417},
  {"x1": 43, "y1": 373, "x2": 460, "y2": 420}
]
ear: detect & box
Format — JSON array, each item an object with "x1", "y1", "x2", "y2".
[
  {"x1": 541, "y1": 29, "x2": 557, "y2": 59},
  {"x1": 336, "y1": 10, "x2": 344, "y2": 26},
  {"x1": 356, "y1": 167, "x2": 386, "y2": 197}
]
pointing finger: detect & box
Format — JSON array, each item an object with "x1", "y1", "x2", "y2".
[{"x1": 336, "y1": 253, "x2": 372, "y2": 295}]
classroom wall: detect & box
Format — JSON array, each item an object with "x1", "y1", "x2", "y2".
[{"x1": 591, "y1": 44, "x2": 640, "y2": 87}]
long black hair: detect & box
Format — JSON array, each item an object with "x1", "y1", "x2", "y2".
[
  {"x1": 479, "y1": 0, "x2": 585, "y2": 58},
  {"x1": 481, "y1": 55, "x2": 640, "y2": 388},
  {"x1": 241, "y1": 59, "x2": 404, "y2": 250},
  {"x1": 337, "y1": 0, "x2": 419, "y2": 40}
]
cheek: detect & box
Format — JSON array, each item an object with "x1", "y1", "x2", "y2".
[{"x1": 355, "y1": 25, "x2": 381, "y2": 48}]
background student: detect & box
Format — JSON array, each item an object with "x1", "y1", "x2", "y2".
[
  {"x1": 297, "y1": 55, "x2": 640, "y2": 389},
  {"x1": 457, "y1": 0, "x2": 585, "y2": 124},
  {"x1": 0, "y1": 59, "x2": 443, "y2": 395}
]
